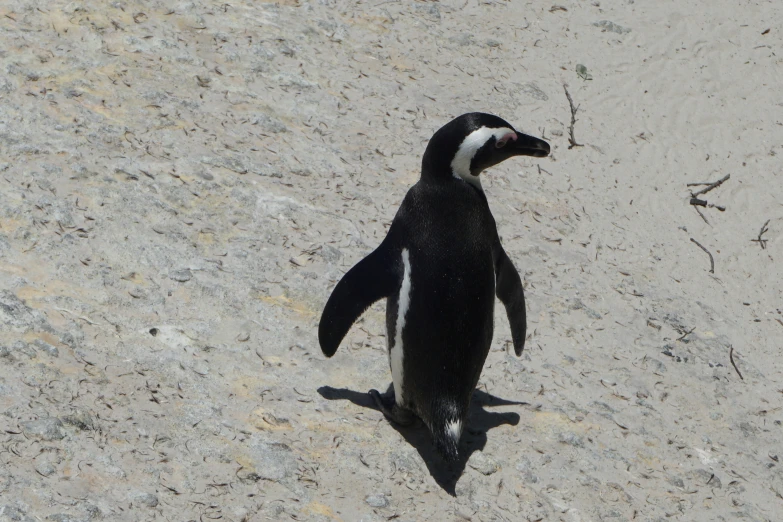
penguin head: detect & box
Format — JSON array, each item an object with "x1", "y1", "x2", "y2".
[{"x1": 421, "y1": 113, "x2": 550, "y2": 189}]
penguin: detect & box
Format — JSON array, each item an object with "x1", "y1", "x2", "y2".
[{"x1": 319, "y1": 113, "x2": 550, "y2": 462}]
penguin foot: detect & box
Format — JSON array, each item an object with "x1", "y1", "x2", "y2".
[{"x1": 369, "y1": 389, "x2": 416, "y2": 426}]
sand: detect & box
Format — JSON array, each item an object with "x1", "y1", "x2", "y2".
[{"x1": 0, "y1": 0, "x2": 782, "y2": 520}]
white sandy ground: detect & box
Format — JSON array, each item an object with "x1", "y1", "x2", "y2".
[{"x1": 0, "y1": 0, "x2": 782, "y2": 520}]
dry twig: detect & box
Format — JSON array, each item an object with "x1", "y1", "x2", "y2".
[
  {"x1": 677, "y1": 327, "x2": 696, "y2": 342},
  {"x1": 690, "y1": 174, "x2": 730, "y2": 197},
  {"x1": 694, "y1": 206, "x2": 710, "y2": 225},
  {"x1": 751, "y1": 219, "x2": 770, "y2": 249},
  {"x1": 687, "y1": 174, "x2": 730, "y2": 217},
  {"x1": 563, "y1": 84, "x2": 583, "y2": 149},
  {"x1": 690, "y1": 238, "x2": 715, "y2": 273},
  {"x1": 729, "y1": 346, "x2": 743, "y2": 380}
]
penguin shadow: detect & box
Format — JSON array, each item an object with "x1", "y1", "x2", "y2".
[{"x1": 317, "y1": 384, "x2": 524, "y2": 495}]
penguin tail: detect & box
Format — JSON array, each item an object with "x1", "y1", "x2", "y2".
[
  {"x1": 432, "y1": 422, "x2": 461, "y2": 463},
  {"x1": 429, "y1": 401, "x2": 466, "y2": 463}
]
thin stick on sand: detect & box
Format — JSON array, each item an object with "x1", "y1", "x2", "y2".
[
  {"x1": 729, "y1": 346, "x2": 744, "y2": 380},
  {"x1": 751, "y1": 219, "x2": 770, "y2": 249},
  {"x1": 563, "y1": 84, "x2": 583, "y2": 149},
  {"x1": 690, "y1": 238, "x2": 715, "y2": 273},
  {"x1": 690, "y1": 174, "x2": 730, "y2": 197}
]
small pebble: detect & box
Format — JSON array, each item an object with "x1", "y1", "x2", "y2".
[
  {"x1": 467, "y1": 451, "x2": 499, "y2": 475},
  {"x1": 169, "y1": 269, "x2": 193, "y2": 282},
  {"x1": 132, "y1": 493, "x2": 159, "y2": 508},
  {"x1": 558, "y1": 431, "x2": 584, "y2": 447},
  {"x1": 128, "y1": 287, "x2": 147, "y2": 299},
  {"x1": 192, "y1": 361, "x2": 209, "y2": 376},
  {"x1": 667, "y1": 476, "x2": 685, "y2": 489},
  {"x1": 365, "y1": 494, "x2": 388, "y2": 508},
  {"x1": 22, "y1": 418, "x2": 66, "y2": 441},
  {"x1": 593, "y1": 20, "x2": 631, "y2": 34},
  {"x1": 35, "y1": 460, "x2": 56, "y2": 477}
]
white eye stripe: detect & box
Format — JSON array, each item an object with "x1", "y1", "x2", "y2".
[{"x1": 450, "y1": 126, "x2": 514, "y2": 188}]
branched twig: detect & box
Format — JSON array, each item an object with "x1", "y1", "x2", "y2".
[
  {"x1": 686, "y1": 174, "x2": 730, "y2": 216},
  {"x1": 729, "y1": 346, "x2": 743, "y2": 380},
  {"x1": 751, "y1": 219, "x2": 770, "y2": 249},
  {"x1": 677, "y1": 327, "x2": 696, "y2": 342},
  {"x1": 690, "y1": 174, "x2": 730, "y2": 197},
  {"x1": 563, "y1": 84, "x2": 583, "y2": 149},
  {"x1": 690, "y1": 238, "x2": 715, "y2": 273}
]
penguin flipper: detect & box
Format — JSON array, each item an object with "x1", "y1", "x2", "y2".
[
  {"x1": 318, "y1": 242, "x2": 401, "y2": 357},
  {"x1": 495, "y1": 245, "x2": 526, "y2": 356}
]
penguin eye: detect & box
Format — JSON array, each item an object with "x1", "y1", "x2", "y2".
[{"x1": 495, "y1": 139, "x2": 507, "y2": 149}]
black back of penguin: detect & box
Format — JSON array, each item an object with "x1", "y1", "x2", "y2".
[
  {"x1": 318, "y1": 113, "x2": 550, "y2": 462},
  {"x1": 384, "y1": 179, "x2": 497, "y2": 459}
]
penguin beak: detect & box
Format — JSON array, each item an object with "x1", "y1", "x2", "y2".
[{"x1": 511, "y1": 132, "x2": 550, "y2": 158}]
